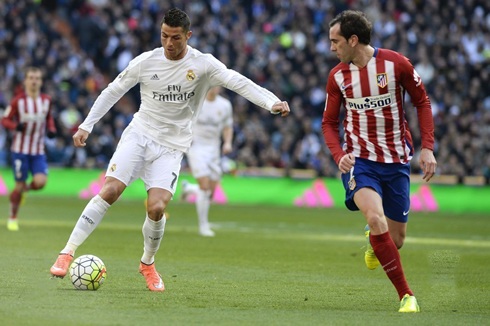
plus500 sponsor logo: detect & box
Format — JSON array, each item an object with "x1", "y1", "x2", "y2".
[{"x1": 346, "y1": 93, "x2": 392, "y2": 110}]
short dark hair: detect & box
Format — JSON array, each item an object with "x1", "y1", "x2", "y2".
[
  {"x1": 161, "y1": 8, "x2": 191, "y2": 33},
  {"x1": 329, "y1": 10, "x2": 372, "y2": 45},
  {"x1": 25, "y1": 66, "x2": 42, "y2": 78}
]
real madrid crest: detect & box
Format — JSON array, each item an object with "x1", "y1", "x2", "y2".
[
  {"x1": 186, "y1": 70, "x2": 196, "y2": 81},
  {"x1": 110, "y1": 164, "x2": 117, "y2": 172},
  {"x1": 348, "y1": 176, "x2": 356, "y2": 190}
]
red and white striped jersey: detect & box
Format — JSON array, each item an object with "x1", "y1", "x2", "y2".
[
  {"x1": 322, "y1": 48, "x2": 434, "y2": 165},
  {"x1": 1, "y1": 93, "x2": 56, "y2": 155}
]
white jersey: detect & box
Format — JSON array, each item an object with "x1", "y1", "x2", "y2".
[
  {"x1": 79, "y1": 46, "x2": 280, "y2": 152},
  {"x1": 192, "y1": 95, "x2": 232, "y2": 147}
]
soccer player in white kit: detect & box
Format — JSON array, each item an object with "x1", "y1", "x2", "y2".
[
  {"x1": 50, "y1": 8, "x2": 290, "y2": 291},
  {"x1": 182, "y1": 86, "x2": 233, "y2": 237}
]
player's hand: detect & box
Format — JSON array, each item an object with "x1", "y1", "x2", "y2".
[
  {"x1": 419, "y1": 148, "x2": 437, "y2": 182},
  {"x1": 16, "y1": 123, "x2": 26, "y2": 132},
  {"x1": 73, "y1": 128, "x2": 90, "y2": 147},
  {"x1": 338, "y1": 153, "x2": 355, "y2": 174},
  {"x1": 222, "y1": 142, "x2": 232, "y2": 155},
  {"x1": 271, "y1": 101, "x2": 290, "y2": 117}
]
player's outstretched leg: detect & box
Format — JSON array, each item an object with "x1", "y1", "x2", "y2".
[
  {"x1": 364, "y1": 225, "x2": 380, "y2": 269},
  {"x1": 50, "y1": 251, "x2": 74, "y2": 278},
  {"x1": 399, "y1": 294, "x2": 420, "y2": 312},
  {"x1": 139, "y1": 262, "x2": 165, "y2": 292},
  {"x1": 50, "y1": 195, "x2": 110, "y2": 278}
]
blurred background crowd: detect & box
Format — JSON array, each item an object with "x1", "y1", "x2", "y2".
[{"x1": 1, "y1": 0, "x2": 489, "y2": 181}]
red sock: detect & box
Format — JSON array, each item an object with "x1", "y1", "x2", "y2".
[
  {"x1": 9, "y1": 190, "x2": 22, "y2": 219},
  {"x1": 370, "y1": 231, "x2": 413, "y2": 300}
]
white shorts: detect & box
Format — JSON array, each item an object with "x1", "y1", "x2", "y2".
[
  {"x1": 186, "y1": 142, "x2": 221, "y2": 180},
  {"x1": 106, "y1": 125, "x2": 184, "y2": 194}
]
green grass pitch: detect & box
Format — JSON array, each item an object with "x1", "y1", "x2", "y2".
[{"x1": 0, "y1": 196, "x2": 489, "y2": 325}]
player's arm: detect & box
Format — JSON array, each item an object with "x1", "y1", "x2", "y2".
[
  {"x1": 321, "y1": 71, "x2": 353, "y2": 173},
  {"x1": 221, "y1": 103, "x2": 233, "y2": 154},
  {"x1": 73, "y1": 57, "x2": 141, "y2": 147},
  {"x1": 1, "y1": 101, "x2": 22, "y2": 131},
  {"x1": 78, "y1": 70, "x2": 138, "y2": 134},
  {"x1": 46, "y1": 98, "x2": 57, "y2": 138},
  {"x1": 221, "y1": 126, "x2": 233, "y2": 155},
  {"x1": 206, "y1": 57, "x2": 290, "y2": 116},
  {"x1": 74, "y1": 62, "x2": 139, "y2": 147},
  {"x1": 399, "y1": 57, "x2": 437, "y2": 181}
]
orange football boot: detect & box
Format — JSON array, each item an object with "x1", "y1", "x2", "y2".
[
  {"x1": 139, "y1": 262, "x2": 165, "y2": 292},
  {"x1": 50, "y1": 251, "x2": 74, "y2": 278}
]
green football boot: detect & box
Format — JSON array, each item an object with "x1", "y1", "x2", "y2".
[
  {"x1": 364, "y1": 225, "x2": 380, "y2": 270},
  {"x1": 399, "y1": 294, "x2": 420, "y2": 313}
]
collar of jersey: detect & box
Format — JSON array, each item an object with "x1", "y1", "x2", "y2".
[
  {"x1": 348, "y1": 47, "x2": 378, "y2": 66},
  {"x1": 162, "y1": 45, "x2": 191, "y2": 62}
]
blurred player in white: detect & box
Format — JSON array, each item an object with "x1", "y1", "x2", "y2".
[
  {"x1": 182, "y1": 86, "x2": 233, "y2": 237},
  {"x1": 50, "y1": 8, "x2": 290, "y2": 292}
]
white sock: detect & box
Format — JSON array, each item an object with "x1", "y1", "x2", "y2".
[
  {"x1": 196, "y1": 189, "x2": 211, "y2": 230},
  {"x1": 141, "y1": 214, "x2": 166, "y2": 265},
  {"x1": 61, "y1": 195, "x2": 110, "y2": 254},
  {"x1": 185, "y1": 183, "x2": 199, "y2": 195}
]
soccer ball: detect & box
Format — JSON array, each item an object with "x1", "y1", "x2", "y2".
[{"x1": 69, "y1": 254, "x2": 107, "y2": 290}]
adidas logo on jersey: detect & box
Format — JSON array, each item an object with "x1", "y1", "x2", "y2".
[{"x1": 151, "y1": 74, "x2": 159, "y2": 80}]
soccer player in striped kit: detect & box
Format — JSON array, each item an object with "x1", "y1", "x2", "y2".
[
  {"x1": 1, "y1": 67, "x2": 56, "y2": 231},
  {"x1": 322, "y1": 11, "x2": 437, "y2": 312}
]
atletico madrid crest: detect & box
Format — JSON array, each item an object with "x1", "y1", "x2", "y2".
[
  {"x1": 348, "y1": 176, "x2": 356, "y2": 190},
  {"x1": 376, "y1": 73, "x2": 388, "y2": 88}
]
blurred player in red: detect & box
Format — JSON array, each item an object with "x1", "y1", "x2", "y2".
[
  {"x1": 322, "y1": 10, "x2": 437, "y2": 312},
  {"x1": 1, "y1": 67, "x2": 56, "y2": 231}
]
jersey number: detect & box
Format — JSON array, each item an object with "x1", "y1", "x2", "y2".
[{"x1": 170, "y1": 172, "x2": 177, "y2": 189}]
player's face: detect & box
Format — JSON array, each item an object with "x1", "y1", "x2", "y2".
[
  {"x1": 329, "y1": 23, "x2": 354, "y2": 64},
  {"x1": 24, "y1": 70, "x2": 43, "y2": 93},
  {"x1": 161, "y1": 24, "x2": 192, "y2": 60}
]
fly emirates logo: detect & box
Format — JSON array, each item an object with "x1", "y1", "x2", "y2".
[
  {"x1": 152, "y1": 85, "x2": 195, "y2": 102},
  {"x1": 345, "y1": 93, "x2": 392, "y2": 110}
]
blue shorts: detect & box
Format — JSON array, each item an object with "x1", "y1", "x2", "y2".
[
  {"x1": 11, "y1": 153, "x2": 48, "y2": 182},
  {"x1": 340, "y1": 158, "x2": 411, "y2": 223}
]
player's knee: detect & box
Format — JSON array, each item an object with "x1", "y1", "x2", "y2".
[
  {"x1": 147, "y1": 201, "x2": 167, "y2": 220},
  {"x1": 99, "y1": 185, "x2": 121, "y2": 204},
  {"x1": 364, "y1": 210, "x2": 386, "y2": 233},
  {"x1": 30, "y1": 181, "x2": 46, "y2": 190}
]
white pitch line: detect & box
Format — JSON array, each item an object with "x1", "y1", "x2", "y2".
[{"x1": 20, "y1": 220, "x2": 490, "y2": 248}]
